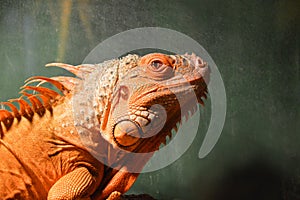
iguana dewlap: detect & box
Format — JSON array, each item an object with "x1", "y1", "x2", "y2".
[{"x1": 0, "y1": 53, "x2": 209, "y2": 200}]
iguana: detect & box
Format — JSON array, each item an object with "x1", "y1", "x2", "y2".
[{"x1": 0, "y1": 53, "x2": 209, "y2": 200}]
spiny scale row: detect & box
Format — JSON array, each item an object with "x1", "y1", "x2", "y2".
[{"x1": 0, "y1": 76, "x2": 69, "y2": 138}]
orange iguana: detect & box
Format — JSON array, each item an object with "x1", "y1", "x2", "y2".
[{"x1": 0, "y1": 53, "x2": 209, "y2": 200}]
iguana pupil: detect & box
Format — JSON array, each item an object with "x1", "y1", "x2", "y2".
[{"x1": 151, "y1": 60, "x2": 163, "y2": 68}]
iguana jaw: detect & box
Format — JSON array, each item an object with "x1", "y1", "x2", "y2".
[{"x1": 127, "y1": 79, "x2": 207, "y2": 153}]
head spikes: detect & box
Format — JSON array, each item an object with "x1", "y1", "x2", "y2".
[
  {"x1": 1, "y1": 102, "x2": 21, "y2": 121},
  {"x1": 45, "y1": 63, "x2": 97, "y2": 79},
  {"x1": 24, "y1": 76, "x2": 70, "y2": 95},
  {"x1": 38, "y1": 94, "x2": 53, "y2": 115},
  {"x1": 0, "y1": 110, "x2": 14, "y2": 136},
  {"x1": 0, "y1": 62, "x2": 86, "y2": 138},
  {"x1": 49, "y1": 76, "x2": 80, "y2": 91},
  {"x1": 21, "y1": 86, "x2": 61, "y2": 100},
  {"x1": 22, "y1": 92, "x2": 46, "y2": 117},
  {"x1": 9, "y1": 99, "x2": 34, "y2": 121}
]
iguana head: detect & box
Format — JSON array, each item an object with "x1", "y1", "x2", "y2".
[{"x1": 95, "y1": 53, "x2": 209, "y2": 153}]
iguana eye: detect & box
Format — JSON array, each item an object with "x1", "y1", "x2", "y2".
[
  {"x1": 140, "y1": 53, "x2": 175, "y2": 80},
  {"x1": 140, "y1": 53, "x2": 173, "y2": 67},
  {"x1": 151, "y1": 60, "x2": 164, "y2": 68}
]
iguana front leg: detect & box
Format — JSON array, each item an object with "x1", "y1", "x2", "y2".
[
  {"x1": 90, "y1": 168, "x2": 139, "y2": 200},
  {"x1": 47, "y1": 167, "x2": 96, "y2": 200}
]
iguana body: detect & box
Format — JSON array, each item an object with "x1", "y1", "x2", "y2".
[{"x1": 0, "y1": 53, "x2": 209, "y2": 199}]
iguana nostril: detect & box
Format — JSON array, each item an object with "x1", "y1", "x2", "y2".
[
  {"x1": 197, "y1": 58, "x2": 207, "y2": 68},
  {"x1": 113, "y1": 120, "x2": 141, "y2": 147}
]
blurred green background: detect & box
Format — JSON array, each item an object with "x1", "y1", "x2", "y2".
[{"x1": 0, "y1": 0, "x2": 299, "y2": 199}]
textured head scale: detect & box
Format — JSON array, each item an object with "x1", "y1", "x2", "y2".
[{"x1": 92, "y1": 55, "x2": 140, "y2": 130}]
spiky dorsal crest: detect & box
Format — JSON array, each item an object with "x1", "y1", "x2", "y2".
[{"x1": 0, "y1": 63, "x2": 94, "y2": 138}]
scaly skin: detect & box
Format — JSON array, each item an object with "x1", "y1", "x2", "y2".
[{"x1": 0, "y1": 53, "x2": 209, "y2": 200}]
